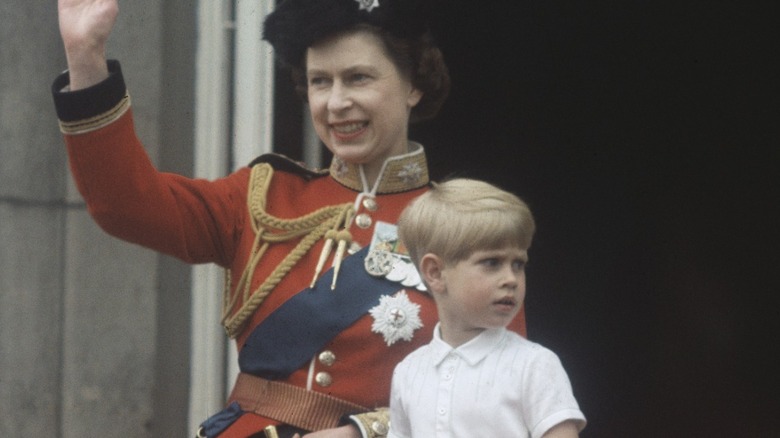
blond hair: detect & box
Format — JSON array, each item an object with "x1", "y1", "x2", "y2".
[{"x1": 398, "y1": 178, "x2": 535, "y2": 268}]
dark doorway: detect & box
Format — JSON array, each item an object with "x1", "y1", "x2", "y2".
[{"x1": 418, "y1": 3, "x2": 778, "y2": 436}]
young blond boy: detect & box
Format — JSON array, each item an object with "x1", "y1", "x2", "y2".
[{"x1": 388, "y1": 178, "x2": 586, "y2": 438}]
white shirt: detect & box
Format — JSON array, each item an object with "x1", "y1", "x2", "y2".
[{"x1": 388, "y1": 324, "x2": 586, "y2": 438}]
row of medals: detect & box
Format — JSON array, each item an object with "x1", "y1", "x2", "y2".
[{"x1": 356, "y1": 197, "x2": 397, "y2": 278}]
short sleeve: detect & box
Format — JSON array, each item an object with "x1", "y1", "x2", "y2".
[{"x1": 521, "y1": 347, "x2": 587, "y2": 438}]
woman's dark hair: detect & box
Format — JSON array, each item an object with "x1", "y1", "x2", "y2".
[{"x1": 288, "y1": 24, "x2": 450, "y2": 123}]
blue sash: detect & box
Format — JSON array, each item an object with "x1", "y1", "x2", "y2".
[{"x1": 239, "y1": 246, "x2": 402, "y2": 379}]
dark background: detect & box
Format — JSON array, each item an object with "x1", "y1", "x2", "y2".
[
  {"x1": 420, "y1": 3, "x2": 778, "y2": 436},
  {"x1": 275, "y1": 2, "x2": 778, "y2": 436}
]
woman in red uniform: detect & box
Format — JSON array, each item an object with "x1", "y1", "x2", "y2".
[{"x1": 52, "y1": 0, "x2": 524, "y2": 437}]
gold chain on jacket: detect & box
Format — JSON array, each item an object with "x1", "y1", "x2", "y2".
[{"x1": 221, "y1": 163, "x2": 354, "y2": 338}]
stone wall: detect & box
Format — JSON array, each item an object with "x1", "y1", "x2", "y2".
[{"x1": 0, "y1": 2, "x2": 195, "y2": 436}]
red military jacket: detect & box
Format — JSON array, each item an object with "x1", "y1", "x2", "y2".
[{"x1": 53, "y1": 61, "x2": 526, "y2": 437}]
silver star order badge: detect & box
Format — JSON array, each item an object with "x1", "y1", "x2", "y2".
[
  {"x1": 355, "y1": 0, "x2": 380, "y2": 12},
  {"x1": 369, "y1": 291, "x2": 423, "y2": 346}
]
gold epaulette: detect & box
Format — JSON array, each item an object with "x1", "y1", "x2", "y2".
[{"x1": 248, "y1": 153, "x2": 329, "y2": 179}]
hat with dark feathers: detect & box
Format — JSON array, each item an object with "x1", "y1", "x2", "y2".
[{"x1": 263, "y1": 0, "x2": 433, "y2": 67}]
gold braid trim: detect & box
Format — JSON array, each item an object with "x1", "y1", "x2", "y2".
[
  {"x1": 222, "y1": 163, "x2": 354, "y2": 338},
  {"x1": 58, "y1": 92, "x2": 132, "y2": 135}
]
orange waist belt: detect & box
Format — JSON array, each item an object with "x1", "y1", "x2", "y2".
[{"x1": 228, "y1": 372, "x2": 369, "y2": 432}]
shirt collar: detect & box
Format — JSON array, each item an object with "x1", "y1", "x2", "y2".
[
  {"x1": 328, "y1": 142, "x2": 429, "y2": 194},
  {"x1": 430, "y1": 323, "x2": 508, "y2": 367}
]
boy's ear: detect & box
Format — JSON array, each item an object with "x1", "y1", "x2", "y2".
[{"x1": 419, "y1": 253, "x2": 446, "y2": 294}]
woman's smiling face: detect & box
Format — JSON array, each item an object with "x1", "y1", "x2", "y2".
[{"x1": 306, "y1": 29, "x2": 422, "y2": 181}]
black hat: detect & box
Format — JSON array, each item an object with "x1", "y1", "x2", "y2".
[{"x1": 263, "y1": 0, "x2": 433, "y2": 66}]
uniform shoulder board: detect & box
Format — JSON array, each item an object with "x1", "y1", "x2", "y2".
[{"x1": 248, "y1": 153, "x2": 329, "y2": 180}]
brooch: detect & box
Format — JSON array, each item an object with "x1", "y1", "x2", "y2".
[
  {"x1": 355, "y1": 0, "x2": 380, "y2": 12},
  {"x1": 369, "y1": 291, "x2": 423, "y2": 346}
]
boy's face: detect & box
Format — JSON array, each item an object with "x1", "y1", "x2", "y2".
[{"x1": 433, "y1": 246, "x2": 527, "y2": 343}]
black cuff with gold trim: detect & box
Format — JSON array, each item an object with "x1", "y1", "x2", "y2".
[{"x1": 51, "y1": 59, "x2": 126, "y2": 122}]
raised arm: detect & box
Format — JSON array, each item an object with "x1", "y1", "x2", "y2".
[{"x1": 58, "y1": 0, "x2": 118, "y2": 90}]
